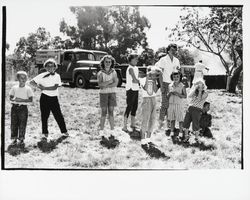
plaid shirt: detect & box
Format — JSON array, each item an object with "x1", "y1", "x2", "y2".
[{"x1": 199, "y1": 112, "x2": 212, "y2": 129}]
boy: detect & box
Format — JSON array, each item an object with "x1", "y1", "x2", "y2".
[
  {"x1": 30, "y1": 58, "x2": 68, "y2": 141},
  {"x1": 140, "y1": 66, "x2": 162, "y2": 149},
  {"x1": 199, "y1": 102, "x2": 213, "y2": 138},
  {"x1": 9, "y1": 71, "x2": 34, "y2": 146}
]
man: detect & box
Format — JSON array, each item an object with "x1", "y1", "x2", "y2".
[
  {"x1": 192, "y1": 60, "x2": 209, "y2": 85},
  {"x1": 155, "y1": 43, "x2": 180, "y2": 129}
]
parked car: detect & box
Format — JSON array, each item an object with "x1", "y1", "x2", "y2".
[{"x1": 35, "y1": 49, "x2": 123, "y2": 88}]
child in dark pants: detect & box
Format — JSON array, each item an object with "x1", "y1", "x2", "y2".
[
  {"x1": 9, "y1": 71, "x2": 34, "y2": 146},
  {"x1": 30, "y1": 58, "x2": 68, "y2": 141},
  {"x1": 199, "y1": 102, "x2": 213, "y2": 138}
]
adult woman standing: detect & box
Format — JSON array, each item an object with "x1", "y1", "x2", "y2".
[{"x1": 155, "y1": 43, "x2": 180, "y2": 129}]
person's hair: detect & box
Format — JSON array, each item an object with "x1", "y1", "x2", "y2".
[
  {"x1": 203, "y1": 101, "x2": 210, "y2": 107},
  {"x1": 166, "y1": 43, "x2": 177, "y2": 53},
  {"x1": 127, "y1": 54, "x2": 138, "y2": 62},
  {"x1": 43, "y1": 58, "x2": 58, "y2": 69},
  {"x1": 170, "y1": 71, "x2": 182, "y2": 82},
  {"x1": 100, "y1": 55, "x2": 116, "y2": 70},
  {"x1": 199, "y1": 60, "x2": 203, "y2": 63},
  {"x1": 16, "y1": 71, "x2": 28, "y2": 80}
]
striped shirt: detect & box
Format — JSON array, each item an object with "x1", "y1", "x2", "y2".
[
  {"x1": 189, "y1": 89, "x2": 208, "y2": 109},
  {"x1": 97, "y1": 69, "x2": 117, "y2": 94}
]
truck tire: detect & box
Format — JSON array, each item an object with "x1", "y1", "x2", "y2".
[{"x1": 75, "y1": 74, "x2": 88, "y2": 89}]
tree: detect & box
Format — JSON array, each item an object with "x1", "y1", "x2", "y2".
[
  {"x1": 59, "y1": 6, "x2": 151, "y2": 63},
  {"x1": 169, "y1": 7, "x2": 242, "y2": 92},
  {"x1": 137, "y1": 48, "x2": 155, "y2": 66}
]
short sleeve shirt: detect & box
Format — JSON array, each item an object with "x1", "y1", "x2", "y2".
[
  {"x1": 32, "y1": 72, "x2": 62, "y2": 96},
  {"x1": 126, "y1": 65, "x2": 139, "y2": 91},
  {"x1": 97, "y1": 69, "x2": 117, "y2": 94},
  {"x1": 9, "y1": 85, "x2": 34, "y2": 105},
  {"x1": 155, "y1": 54, "x2": 180, "y2": 83},
  {"x1": 139, "y1": 77, "x2": 157, "y2": 98}
]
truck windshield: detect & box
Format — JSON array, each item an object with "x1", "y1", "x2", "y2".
[
  {"x1": 75, "y1": 52, "x2": 95, "y2": 61},
  {"x1": 94, "y1": 53, "x2": 108, "y2": 61}
]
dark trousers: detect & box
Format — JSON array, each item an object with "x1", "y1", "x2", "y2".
[
  {"x1": 124, "y1": 89, "x2": 138, "y2": 118},
  {"x1": 11, "y1": 105, "x2": 28, "y2": 140},
  {"x1": 200, "y1": 127, "x2": 213, "y2": 138},
  {"x1": 40, "y1": 93, "x2": 67, "y2": 134}
]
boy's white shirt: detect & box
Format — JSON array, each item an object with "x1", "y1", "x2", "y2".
[
  {"x1": 125, "y1": 65, "x2": 139, "y2": 91},
  {"x1": 9, "y1": 85, "x2": 34, "y2": 105},
  {"x1": 31, "y1": 72, "x2": 62, "y2": 96},
  {"x1": 139, "y1": 77, "x2": 158, "y2": 97},
  {"x1": 155, "y1": 54, "x2": 180, "y2": 83}
]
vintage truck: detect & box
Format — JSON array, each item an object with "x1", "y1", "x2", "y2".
[{"x1": 35, "y1": 49, "x2": 123, "y2": 88}]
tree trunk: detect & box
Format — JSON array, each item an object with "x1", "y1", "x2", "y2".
[{"x1": 228, "y1": 64, "x2": 242, "y2": 93}]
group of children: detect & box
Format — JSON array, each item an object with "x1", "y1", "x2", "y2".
[
  {"x1": 9, "y1": 54, "x2": 212, "y2": 152},
  {"x1": 97, "y1": 54, "x2": 212, "y2": 150}
]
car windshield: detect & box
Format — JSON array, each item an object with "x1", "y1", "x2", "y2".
[
  {"x1": 75, "y1": 52, "x2": 95, "y2": 61},
  {"x1": 94, "y1": 53, "x2": 108, "y2": 61}
]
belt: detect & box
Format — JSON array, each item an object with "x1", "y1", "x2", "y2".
[{"x1": 12, "y1": 104, "x2": 27, "y2": 107}]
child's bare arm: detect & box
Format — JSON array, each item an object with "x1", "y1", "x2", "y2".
[
  {"x1": 40, "y1": 84, "x2": 59, "y2": 90},
  {"x1": 14, "y1": 97, "x2": 33, "y2": 103},
  {"x1": 129, "y1": 68, "x2": 139, "y2": 84},
  {"x1": 106, "y1": 72, "x2": 118, "y2": 88}
]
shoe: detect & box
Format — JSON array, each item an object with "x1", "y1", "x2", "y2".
[
  {"x1": 40, "y1": 134, "x2": 48, "y2": 141},
  {"x1": 148, "y1": 142, "x2": 156, "y2": 147},
  {"x1": 18, "y1": 140, "x2": 25, "y2": 148},
  {"x1": 61, "y1": 132, "x2": 69, "y2": 137},
  {"x1": 10, "y1": 139, "x2": 17, "y2": 145},
  {"x1": 122, "y1": 127, "x2": 129, "y2": 133},
  {"x1": 141, "y1": 143, "x2": 149, "y2": 150},
  {"x1": 170, "y1": 132, "x2": 174, "y2": 137}
]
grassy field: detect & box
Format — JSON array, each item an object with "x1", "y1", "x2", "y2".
[{"x1": 3, "y1": 82, "x2": 242, "y2": 169}]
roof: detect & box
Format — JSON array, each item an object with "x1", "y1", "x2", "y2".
[{"x1": 37, "y1": 49, "x2": 108, "y2": 54}]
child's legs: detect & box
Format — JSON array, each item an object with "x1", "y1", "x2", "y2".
[
  {"x1": 40, "y1": 94, "x2": 51, "y2": 134},
  {"x1": 130, "y1": 91, "x2": 138, "y2": 117},
  {"x1": 10, "y1": 105, "x2": 18, "y2": 140},
  {"x1": 167, "y1": 104, "x2": 176, "y2": 132},
  {"x1": 179, "y1": 121, "x2": 183, "y2": 133},
  {"x1": 141, "y1": 98, "x2": 151, "y2": 139},
  {"x1": 183, "y1": 107, "x2": 192, "y2": 134},
  {"x1": 18, "y1": 106, "x2": 28, "y2": 140},
  {"x1": 191, "y1": 107, "x2": 202, "y2": 132},
  {"x1": 100, "y1": 93, "x2": 109, "y2": 130},
  {"x1": 50, "y1": 97, "x2": 67, "y2": 133},
  {"x1": 108, "y1": 93, "x2": 117, "y2": 130},
  {"x1": 175, "y1": 104, "x2": 184, "y2": 133},
  {"x1": 159, "y1": 82, "x2": 169, "y2": 121},
  {"x1": 124, "y1": 90, "x2": 134, "y2": 118},
  {"x1": 147, "y1": 98, "x2": 157, "y2": 138},
  {"x1": 108, "y1": 106, "x2": 114, "y2": 130}
]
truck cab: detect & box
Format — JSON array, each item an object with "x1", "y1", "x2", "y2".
[{"x1": 35, "y1": 49, "x2": 122, "y2": 88}]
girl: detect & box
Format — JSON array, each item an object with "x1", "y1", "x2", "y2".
[
  {"x1": 30, "y1": 58, "x2": 68, "y2": 141},
  {"x1": 122, "y1": 54, "x2": 140, "y2": 132},
  {"x1": 9, "y1": 71, "x2": 34, "y2": 146},
  {"x1": 182, "y1": 78, "x2": 208, "y2": 141},
  {"x1": 140, "y1": 66, "x2": 161, "y2": 149},
  {"x1": 167, "y1": 71, "x2": 187, "y2": 138},
  {"x1": 97, "y1": 55, "x2": 118, "y2": 137}
]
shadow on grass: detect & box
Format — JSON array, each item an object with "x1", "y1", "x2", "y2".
[
  {"x1": 141, "y1": 143, "x2": 170, "y2": 160},
  {"x1": 37, "y1": 135, "x2": 69, "y2": 153},
  {"x1": 7, "y1": 143, "x2": 29, "y2": 156},
  {"x1": 166, "y1": 129, "x2": 216, "y2": 151},
  {"x1": 100, "y1": 135, "x2": 120, "y2": 149}
]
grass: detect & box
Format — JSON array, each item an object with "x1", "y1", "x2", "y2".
[{"x1": 3, "y1": 82, "x2": 242, "y2": 169}]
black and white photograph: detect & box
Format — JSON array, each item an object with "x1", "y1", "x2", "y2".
[{"x1": 1, "y1": 0, "x2": 249, "y2": 199}]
